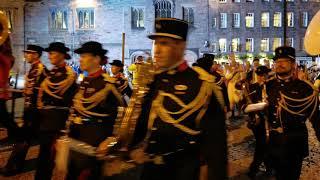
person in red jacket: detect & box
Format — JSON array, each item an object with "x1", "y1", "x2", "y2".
[{"x1": 0, "y1": 37, "x2": 16, "y2": 139}]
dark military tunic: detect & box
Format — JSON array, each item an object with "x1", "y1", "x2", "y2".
[
  {"x1": 35, "y1": 63, "x2": 77, "y2": 180},
  {"x1": 132, "y1": 62, "x2": 227, "y2": 180},
  {"x1": 67, "y1": 69, "x2": 123, "y2": 180},
  {"x1": 266, "y1": 77, "x2": 319, "y2": 180},
  {"x1": 23, "y1": 61, "x2": 47, "y2": 133},
  {"x1": 113, "y1": 72, "x2": 132, "y2": 98}
]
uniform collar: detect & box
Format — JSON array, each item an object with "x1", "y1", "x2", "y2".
[
  {"x1": 156, "y1": 60, "x2": 188, "y2": 74},
  {"x1": 88, "y1": 68, "x2": 103, "y2": 78},
  {"x1": 276, "y1": 75, "x2": 293, "y2": 83}
]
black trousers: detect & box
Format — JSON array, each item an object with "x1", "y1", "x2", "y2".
[
  {"x1": 5, "y1": 108, "x2": 40, "y2": 170},
  {"x1": 0, "y1": 100, "x2": 17, "y2": 139},
  {"x1": 249, "y1": 119, "x2": 270, "y2": 173},
  {"x1": 34, "y1": 131, "x2": 58, "y2": 180},
  {"x1": 66, "y1": 151, "x2": 102, "y2": 180}
]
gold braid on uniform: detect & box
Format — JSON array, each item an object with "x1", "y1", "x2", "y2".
[
  {"x1": 146, "y1": 67, "x2": 224, "y2": 136},
  {"x1": 37, "y1": 66, "x2": 75, "y2": 108},
  {"x1": 72, "y1": 74, "x2": 124, "y2": 118},
  {"x1": 277, "y1": 80, "x2": 319, "y2": 127},
  {"x1": 24, "y1": 63, "x2": 44, "y2": 96}
]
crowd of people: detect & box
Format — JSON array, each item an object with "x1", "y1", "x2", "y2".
[{"x1": 0, "y1": 17, "x2": 319, "y2": 180}]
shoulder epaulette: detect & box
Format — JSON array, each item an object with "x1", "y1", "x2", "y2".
[
  {"x1": 192, "y1": 66, "x2": 216, "y2": 83},
  {"x1": 102, "y1": 73, "x2": 116, "y2": 84}
]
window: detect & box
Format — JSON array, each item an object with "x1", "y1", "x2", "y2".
[
  {"x1": 274, "y1": 12, "x2": 282, "y2": 27},
  {"x1": 286, "y1": 0, "x2": 294, "y2": 2},
  {"x1": 275, "y1": 0, "x2": 282, "y2": 1},
  {"x1": 77, "y1": 8, "x2": 94, "y2": 29},
  {"x1": 302, "y1": 0, "x2": 308, "y2": 2},
  {"x1": 212, "y1": 17, "x2": 217, "y2": 28},
  {"x1": 233, "y1": 13, "x2": 240, "y2": 28},
  {"x1": 219, "y1": 0, "x2": 227, "y2": 3},
  {"x1": 286, "y1": 38, "x2": 294, "y2": 47},
  {"x1": 232, "y1": 38, "x2": 240, "y2": 52},
  {"x1": 301, "y1": 12, "x2": 308, "y2": 27},
  {"x1": 182, "y1": 7, "x2": 194, "y2": 25},
  {"x1": 246, "y1": 38, "x2": 254, "y2": 52},
  {"x1": 0, "y1": 9, "x2": 14, "y2": 30},
  {"x1": 261, "y1": 38, "x2": 269, "y2": 52},
  {"x1": 132, "y1": 7, "x2": 144, "y2": 29},
  {"x1": 261, "y1": 12, "x2": 270, "y2": 27},
  {"x1": 287, "y1": 12, "x2": 294, "y2": 27},
  {"x1": 219, "y1": 38, "x2": 227, "y2": 52},
  {"x1": 212, "y1": 42, "x2": 217, "y2": 52},
  {"x1": 49, "y1": 9, "x2": 68, "y2": 30},
  {"x1": 300, "y1": 38, "x2": 305, "y2": 50},
  {"x1": 246, "y1": 13, "x2": 254, "y2": 28},
  {"x1": 273, "y1": 38, "x2": 282, "y2": 51},
  {"x1": 263, "y1": 0, "x2": 269, "y2": 2},
  {"x1": 233, "y1": 0, "x2": 241, "y2": 2},
  {"x1": 155, "y1": 0, "x2": 172, "y2": 18},
  {"x1": 220, "y1": 13, "x2": 227, "y2": 28},
  {"x1": 246, "y1": 0, "x2": 254, "y2": 2}
]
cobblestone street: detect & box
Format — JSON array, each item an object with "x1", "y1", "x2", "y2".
[{"x1": 0, "y1": 100, "x2": 319, "y2": 179}]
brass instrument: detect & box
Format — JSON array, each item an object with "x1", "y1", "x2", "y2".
[
  {"x1": 304, "y1": 10, "x2": 320, "y2": 56},
  {"x1": 0, "y1": 11, "x2": 9, "y2": 46}
]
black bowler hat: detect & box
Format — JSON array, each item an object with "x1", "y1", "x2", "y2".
[
  {"x1": 148, "y1": 18, "x2": 189, "y2": 41},
  {"x1": 74, "y1": 41, "x2": 108, "y2": 56},
  {"x1": 110, "y1": 60, "x2": 124, "y2": 67},
  {"x1": 23, "y1": 44, "x2": 44, "y2": 56},
  {"x1": 256, "y1": 66, "x2": 271, "y2": 76},
  {"x1": 203, "y1": 53, "x2": 215, "y2": 61},
  {"x1": 274, "y1": 46, "x2": 295, "y2": 61},
  {"x1": 44, "y1": 42, "x2": 71, "y2": 60},
  {"x1": 194, "y1": 57, "x2": 213, "y2": 73}
]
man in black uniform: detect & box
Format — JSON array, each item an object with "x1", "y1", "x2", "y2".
[
  {"x1": 65, "y1": 41, "x2": 124, "y2": 179},
  {"x1": 1, "y1": 45, "x2": 47, "y2": 176},
  {"x1": 36, "y1": 42, "x2": 77, "y2": 180},
  {"x1": 110, "y1": 60, "x2": 132, "y2": 99},
  {"x1": 237, "y1": 66, "x2": 271, "y2": 178},
  {"x1": 266, "y1": 46, "x2": 320, "y2": 180},
  {"x1": 129, "y1": 18, "x2": 227, "y2": 180}
]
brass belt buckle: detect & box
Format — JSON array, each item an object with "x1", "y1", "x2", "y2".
[{"x1": 73, "y1": 117, "x2": 83, "y2": 124}]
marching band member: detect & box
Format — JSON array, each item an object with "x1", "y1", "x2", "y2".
[
  {"x1": 266, "y1": 46, "x2": 320, "y2": 180},
  {"x1": 66, "y1": 41, "x2": 124, "y2": 179},
  {"x1": 35, "y1": 42, "x2": 77, "y2": 180},
  {"x1": 128, "y1": 18, "x2": 227, "y2": 180},
  {"x1": 110, "y1": 59, "x2": 132, "y2": 99},
  {"x1": 1, "y1": 45, "x2": 47, "y2": 176}
]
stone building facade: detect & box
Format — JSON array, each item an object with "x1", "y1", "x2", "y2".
[{"x1": 1, "y1": 0, "x2": 320, "y2": 70}]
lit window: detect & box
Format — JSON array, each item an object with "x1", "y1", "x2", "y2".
[
  {"x1": 273, "y1": 38, "x2": 282, "y2": 51},
  {"x1": 220, "y1": 13, "x2": 227, "y2": 28},
  {"x1": 155, "y1": 0, "x2": 172, "y2": 18},
  {"x1": 261, "y1": 12, "x2": 270, "y2": 27},
  {"x1": 233, "y1": 13, "x2": 240, "y2": 28},
  {"x1": 233, "y1": 0, "x2": 241, "y2": 2},
  {"x1": 273, "y1": 12, "x2": 282, "y2": 27},
  {"x1": 301, "y1": 12, "x2": 308, "y2": 27},
  {"x1": 232, "y1": 38, "x2": 240, "y2": 52},
  {"x1": 132, "y1": 7, "x2": 144, "y2": 29},
  {"x1": 50, "y1": 9, "x2": 68, "y2": 30},
  {"x1": 212, "y1": 17, "x2": 217, "y2": 28},
  {"x1": 219, "y1": 38, "x2": 227, "y2": 52},
  {"x1": 246, "y1": 13, "x2": 254, "y2": 28},
  {"x1": 261, "y1": 38, "x2": 269, "y2": 52},
  {"x1": 219, "y1": 0, "x2": 227, "y2": 3},
  {"x1": 246, "y1": 38, "x2": 254, "y2": 52},
  {"x1": 0, "y1": 9, "x2": 14, "y2": 31},
  {"x1": 77, "y1": 8, "x2": 94, "y2": 29},
  {"x1": 287, "y1": 12, "x2": 294, "y2": 27},
  {"x1": 286, "y1": 0, "x2": 294, "y2": 2},
  {"x1": 286, "y1": 38, "x2": 294, "y2": 47},
  {"x1": 182, "y1": 7, "x2": 194, "y2": 25}
]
